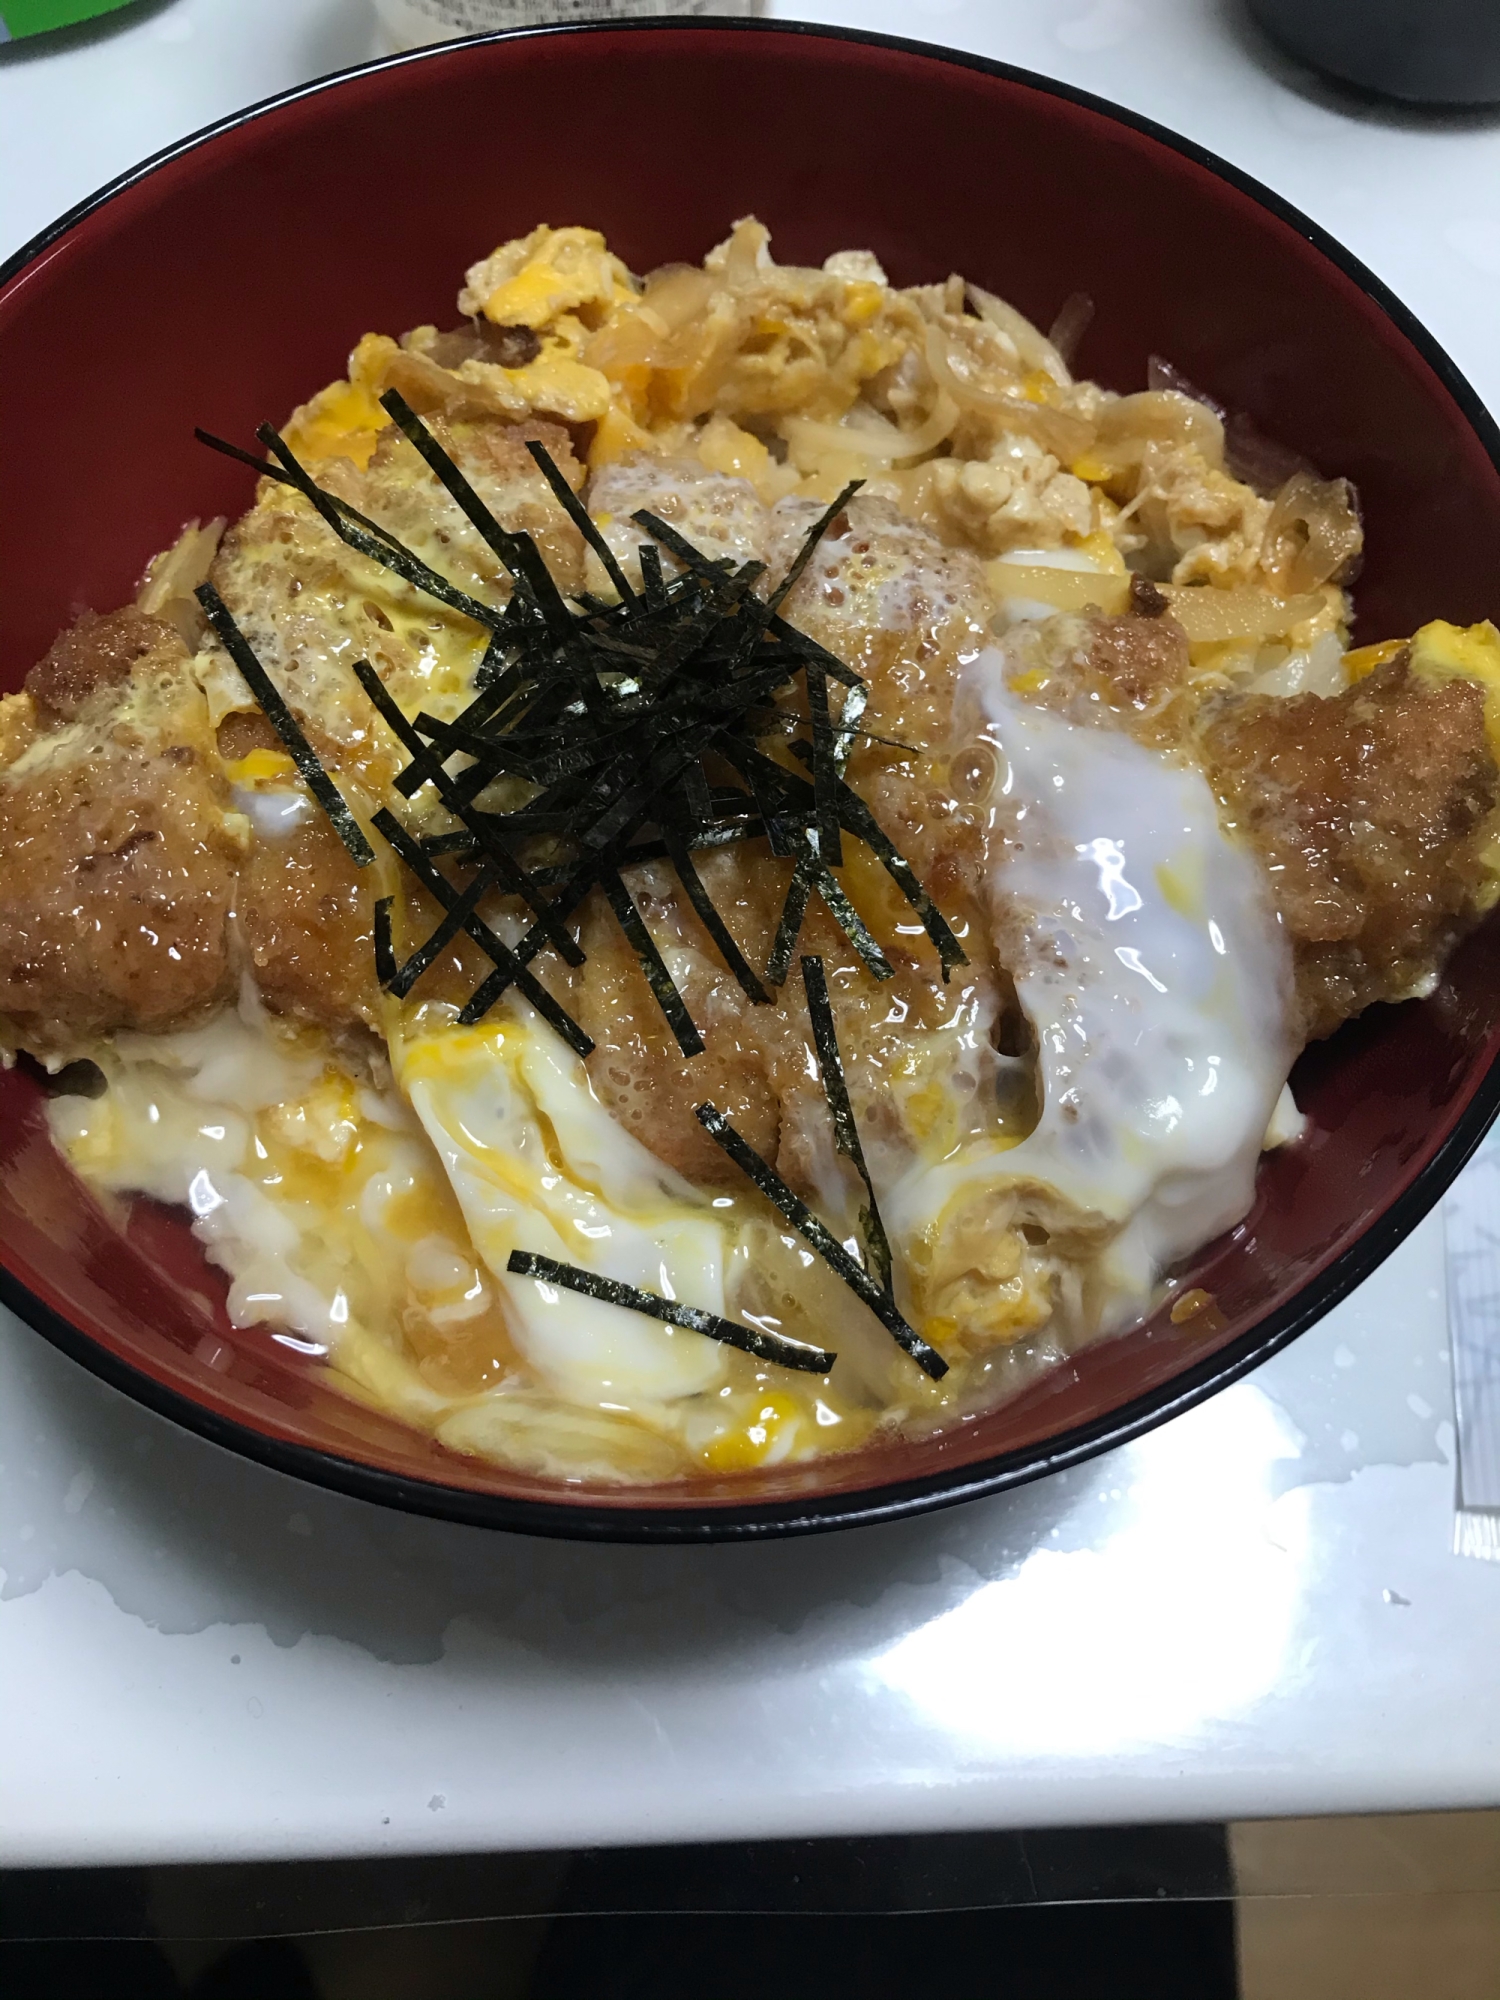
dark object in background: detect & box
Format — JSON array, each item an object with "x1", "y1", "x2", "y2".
[
  {"x1": 1, "y1": 1829, "x2": 1238, "y2": 1998},
  {"x1": 1249, "y1": 0, "x2": 1500, "y2": 106},
  {"x1": 529, "y1": 1903, "x2": 1237, "y2": 2000},
  {"x1": 2, "y1": 1907, "x2": 1238, "y2": 2000}
]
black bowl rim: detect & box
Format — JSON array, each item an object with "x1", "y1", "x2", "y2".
[{"x1": 3, "y1": 15, "x2": 1499, "y2": 1544}]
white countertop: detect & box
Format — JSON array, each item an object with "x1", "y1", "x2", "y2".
[{"x1": 4, "y1": 0, "x2": 1500, "y2": 1869}]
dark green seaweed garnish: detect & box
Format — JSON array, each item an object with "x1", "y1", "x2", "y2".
[
  {"x1": 382, "y1": 870, "x2": 493, "y2": 1001},
  {"x1": 693, "y1": 1101, "x2": 947, "y2": 1380},
  {"x1": 806, "y1": 661, "x2": 843, "y2": 867},
  {"x1": 800, "y1": 955, "x2": 894, "y2": 1302},
  {"x1": 380, "y1": 390, "x2": 572, "y2": 638},
  {"x1": 505, "y1": 1250, "x2": 836, "y2": 1374},
  {"x1": 194, "y1": 421, "x2": 966, "y2": 1046},
  {"x1": 195, "y1": 428, "x2": 508, "y2": 634},
  {"x1": 196, "y1": 583, "x2": 375, "y2": 868},
  {"x1": 596, "y1": 869, "x2": 704, "y2": 1058},
  {"x1": 522, "y1": 437, "x2": 636, "y2": 605},
  {"x1": 194, "y1": 409, "x2": 979, "y2": 1391},
  {"x1": 664, "y1": 833, "x2": 771, "y2": 1004},
  {"x1": 370, "y1": 807, "x2": 593, "y2": 1056},
  {"x1": 352, "y1": 659, "x2": 583, "y2": 966}
]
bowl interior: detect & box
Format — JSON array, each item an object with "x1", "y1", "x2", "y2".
[{"x1": 3, "y1": 23, "x2": 1499, "y2": 1534}]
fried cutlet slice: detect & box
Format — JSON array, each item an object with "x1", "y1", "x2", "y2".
[
  {"x1": 989, "y1": 601, "x2": 1197, "y2": 747},
  {"x1": 0, "y1": 611, "x2": 243, "y2": 1053},
  {"x1": 207, "y1": 415, "x2": 587, "y2": 760},
  {"x1": 235, "y1": 807, "x2": 380, "y2": 1035},
  {"x1": 560, "y1": 487, "x2": 999, "y2": 1194},
  {"x1": 1202, "y1": 655, "x2": 1500, "y2": 1041}
]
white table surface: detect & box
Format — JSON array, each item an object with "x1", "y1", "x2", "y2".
[{"x1": 4, "y1": 0, "x2": 1500, "y2": 1870}]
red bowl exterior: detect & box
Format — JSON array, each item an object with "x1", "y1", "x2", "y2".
[{"x1": 3, "y1": 21, "x2": 1499, "y2": 1540}]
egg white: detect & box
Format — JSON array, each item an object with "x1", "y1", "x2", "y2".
[
  {"x1": 885, "y1": 653, "x2": 1298, "y2": 1321},
  {"x1": 392, "y1": 1005, "x2": 731, "y2": 1408}
]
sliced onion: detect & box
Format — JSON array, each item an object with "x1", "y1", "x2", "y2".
[
  {"x1": 1095, "y1": 390, "x2": 1226, "y2": 469},
  {"x1": 1145, "y1": 357, "x2": 1315, "y2": 495},
  {"x1": 376, "y1": 347, "x2": 524, "y2": 423},
  {"x1": 783, "y1": 391, "x2": 959, "y2": 467},
  {"x1": 1224, "y1": 413, "x2": 1314, "y2": 496},
  {"x1": 585, "y1": 264, "x2": 720, "y2": 377},
  {"x1": 1246, "y1": 630, "x2": 1347, "y2": 698},
  {"x1": 1263, "y1": 472, "x2": 1363, "y2": 592},
  {"x1": 583, "y1": 308, "x2": 663, "y2": 375},
  {"x1": 966, "y1": 282, "x2": 1072, "y2": 387},
  {"x1": 925, "y1": 323, "x2": 1018, "y2": 405},
  {"x1": 1145, "y1": 355, "x2": 1226, "y2": 421},
  {"x1": 1161, "y1": 583, "x2": 1327, "y2": 644},
  {"x1": 1048, "y1": 292, "x2": 1095, "y2": 370},
  {"x1": 985, "y1": 559, "x2": 1129, "y2": 617},
  {"x1": 925, "y1": 328, "x2": 1094, "y2": 462},
  {"x1": 641, "y1": 262, "x2": 718, "y2": 330},
  {"x1": 721, "y1": 218, "x2": 772, "y2": 292},
  {"x1": 135, "y1": 517, "x2": 225, "y2": 649}
]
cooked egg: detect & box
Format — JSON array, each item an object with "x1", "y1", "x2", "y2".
[
  {"x1": 392, "y1": 1003, "x2": 730, "y2": 1407},
  {"x1": 460, "y1": 224, "x2": 636, "y2": 331},
  {"x1": 46, "y1": 983, "x2": 876, "y2": 1478},
  {"x1": 886, "y1": 653, "x2": 1298, "y2": 1326},
  {"x1": 1408, "y1": 618, "x2": 1500, "y2": 755},
  {"x1": 49, "y1": 995, "x2": 369, "y2": 1353}
]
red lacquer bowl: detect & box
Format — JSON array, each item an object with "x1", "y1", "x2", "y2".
[{"x1": 2, "y1": 22, "x2": 1498, "y2": 1541}]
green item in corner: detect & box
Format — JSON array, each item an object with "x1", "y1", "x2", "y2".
[{"x1": 0, "y1": 0, "x2": 137, "y2": 38}]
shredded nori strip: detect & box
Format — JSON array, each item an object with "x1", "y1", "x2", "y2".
[
  {"x1": 681, "y1": 758, "x2": 713, "y2": 829},
  {"x1": 806, "y1": 855, "x2": 893, "y2": 983},
  {"x1": 196, "y1": 583, "x2": 374, "y2": 867},
  {"x1": 777, "y1": 741, "x2": 966, "y2": 978},
  {"x1": 693, "y1": 1102, "x2": 947, "y2": 1380},
  {"x1": 800, "y1": 955, "x2": 894, "y2": 1300},
  {"x1": 189, "y1": 403, "x2": 993, "y2": 1403},
  {"x1": 380, "y1": 390, "x2": 572, "y2": 637},
  {"x1": 351, "y1": 661, "x2": 582, "y2": 967},
  {"x1": 764, "y1": 845, "x2": 818, "y2": 990},
  {"x1": 665, "y1": 834, "x2": 771, "y2": 1004},
  {"x1": 806, "y1": 662, "x2": 843, "y2": 866},
  {"x1": 198, "y1": 416, "x2": 965, "y2": 1052},
  {"x1": 765, "y1": 481, "x2": 861, "y2": 616},
  {"x1": 638, "y1": 541, "x2": 668, "y2": 611},
  {"x1": 597, "y1": 870, "x2": 704, "y2": 1057},
  {"x1": 383, "y1": 869, "x2": 493, "y2": 999},
  {"x1": 832, "y1": 680, "x2": 867, "y2": 774},
  {"x1": 523, "y1": 438, "x2": 636, "y2": 605},
  {"x1": 371, "y1": 808, "x2": 593, "y2": 1055},
  {"x1": 823, "y1": 775, "x2": 967, "y2": 977},
  {"x1": 196, "y1": 426, "x2": 506, "y2": 634},
  {"x1": 506, "y1": 1250, "x2": 835, "y2": 1374},
  {"x1": 629, "y1": 509, "x2": 733, "y2": 583},
  {"x1": 373, "y1": 897, "x2": 398, "y2": 988}
]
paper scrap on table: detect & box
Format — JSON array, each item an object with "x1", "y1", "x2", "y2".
[{"x1": 1444, "y1": 1123, "x2": 1500, "y2": 1557}]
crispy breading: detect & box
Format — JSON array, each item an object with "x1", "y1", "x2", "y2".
[
  {"x1": 26, "y1": 607, "x2": 185, "y2": 724},
  {"x1": 1203, "y1": 656, "x2": 1499, "y2": 1040},
  {"x1": 204, "y1": 415, "x2": 587, "y2": 764},
  {"x1": 235, "y1": 809, "x2": 380, "y2": 1033},
  {"x1": 0, "y1": 692, "x2": 38, "y2": 769},
  {"x1": 1001, "y1": 608, "x2": 1195, "y2": 743},
  {"x1": 0, "y1": 622, "x2": 241, "y2": 1051}
]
